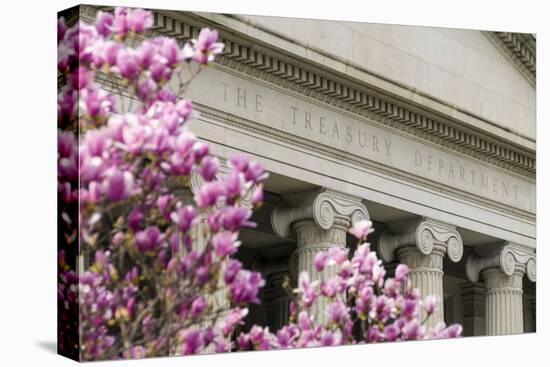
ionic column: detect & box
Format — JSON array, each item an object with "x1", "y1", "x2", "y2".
[
  {"x1": 531, "y1": 297, "x2": 536, "y2": 330},
  {"x1": 260, "y1": 257, "x2": 291, "y2": 332},
  {"x1": 523, "y1": 295, "x2": 536, "y2": 332},
  {"x1": 466, "y1": 242, "x2": 536, "y2": 335},
  {"x1": 460, "y1": 282, "x2": 485, "y2": 336},
  {"x1": 271, "y1": 188, "x2": 369, "y2": 324},
  {"x1": 378, "y1": 218, "x2": 464, "y2": 328}
]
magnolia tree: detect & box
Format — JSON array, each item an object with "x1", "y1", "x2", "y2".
[{"x1": 57, "y1": 7, "x2": 461, "y2": 361}]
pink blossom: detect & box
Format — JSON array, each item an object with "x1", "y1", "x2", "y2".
[
  {"x1": 349, "y1": 219, "x2": 374, "y2": 240},
  {"x1": 223, "y1": 259, "x2": 242, "y2": 284},
  {"x1": 395, "y1": 263, "x2": 409, "y2": 282},
  {"x1": 313, "y1": 251, "x2": 328, "y2": 272},
  {"x1": 383, "y1": 323, "x2": 400, "y2": 341},
  {"x1": 248, "y1": 325, "x2": 272, "y2": 350},
  {"x1": 181, "y1": 329, "x2": 203, "y2": 355},
  {"x1": 134, "y1": 226, "x2": 163, "y2": 252},
  {"x1": 297, "y1": 272, "x2": 317, "y2": 308},
  {"x1": 222, "y1": 172, "x2": 246, "y2": 202},
  {"x1": 445, "y1": 324, "x2": 463, "y2": 338},
  {"x1": 158, "y1": 37, "x2": 183, "y2": 68},
  {"x1": 320, "y1": 330, "x2": 341, "y2": 346},
  {"x1": 135, "y1": 41, "x2": 157, "y2": 69},
  {"x1": 423, "y1": 295, "x2": 438, "y2": 315},
  {"x1": 127, "y1": 8, "x2": 153, "y2": 33},
  {"x1": 402, "y1": 319, "x2": 423, "y2": 340},
  {"x1": 251, "y1": 184, "x2": 264, "y2": 207},
  {"x1": 190, "y1": 296, "x2": 207, "y2": 317},
  {"x1": 327, "y1": 247, "x2": 348, "y2": 265},
  {"x1": 208, "y1": 206, "x2": 255, "y2": 232},
  {"x1": 176, "y1": 99, "x2": 193, "y2": 121},
  {"x1": 220, "y1": 308, "x2": 248, "y2": 336},
  {"x1": 95, "y1": 11, "x2": 114, "y2": 37},
  {"x1": 198, "y1": 156, "x2": 219, "y2": 181},
  {"x1": 170, "y1": 205, "x2": 197, "y2": 232},
  {"x1": 70, "y1": 66, "x2": 91, "y2": 90},
  {"x1": 58, "y1": 17, "x2": 66, "y2": 42},
  {"x1": 401, "y1": 298, "x2": 418, "y2": 319},
  {"x1": 229, "y1": 270, "x2": 265, "y2": 304},
  {"x1": 211, "y1": 231, "x2": 240, "y2": 257},
  {"x1": 79, "y1": 87, "x2": 115, "y2": 120},
  {"x1": 111, "y1": 7, "x2": 130, "y2": 38},
  {"x1": 195, "y1": 181, "x2": 224, "y2": 208},
  {"x1": 104, "y1": 170, "x2": 133, "y2": 201},
  {"x1": 183, "y1": 28, "x2": 225, "y2": 64},
  {"x1": 328, "y1": 300, "x2": 348, "y2": 325},
  {"x1": 116, "y1": 48, "x2": 140, "y2": 79}
]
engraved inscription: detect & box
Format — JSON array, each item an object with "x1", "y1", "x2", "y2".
[{"x1": 180, "y1": 68, "x2": 535, "y2": 213}]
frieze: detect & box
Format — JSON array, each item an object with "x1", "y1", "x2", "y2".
[
  {"x1": 182, "y1": 67, "x2": 535, "y2": 213},
  {"x1": 70, "y1": 5, "x2": 536, "y2": 179}
]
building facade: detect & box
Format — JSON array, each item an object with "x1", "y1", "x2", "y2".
[{"x1": 76, "y1": 5, "x2": 537, "y2": 337}]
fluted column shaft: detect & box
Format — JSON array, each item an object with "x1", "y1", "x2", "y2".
[
  {"x1": 460, "y1": 282, "x2": 485, "y2": 336},
  {"x1": 271, "y1": 188, "x2": 369, "y2": 326},
  {"x1": 264, "y1": 270, "x2": 291, "y2": 331},
  {"x1": 378, "y1": 218, "x2": 463, "y2": 329},
  {"x1": 291, "y1": 217, "x2": 349, "y2": 324},
  {"x1": 466, "y1": 242, "x2": 536, "y2": 336},
  {"x1": 396, "y1": 245, "x2": 445, "y2": 328},
  {"x1": 483, "y1": 269, "x2": 524, "y2": 335}
]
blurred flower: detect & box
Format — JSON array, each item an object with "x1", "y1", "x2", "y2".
[
  {"x1": 349, "y1": 220, "x2": 374, "y2": 240},
  {"x1": 183, "y1": 28, "x2": 224, "y2": 64},
  {"x1": 134, "y1": 226, "x2": 163, "y2": 252}
]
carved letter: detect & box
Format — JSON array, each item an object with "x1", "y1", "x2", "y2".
[
  {"x1": 221, "y1": 82, "x2": 230, "y2": 102},
  {"x1": 448, "y1": 163, "x2": 455, "y2": 179},
  {"x1": 346, "y1": 126, "x2": 353, "y2": 143},
  {"x1": 332, "y1": 121, "x2": 340, "y2": 139},
  {"x1": 372, "y1": 135, "x2": 380, "y2": 153},
  {"x1": 358, "y1": 130, "x2": 367, "y2": 148},
  {"x1": 290, "y1": 106, "x2": 299, "y2": 125},
  {"x1": 255, "y1": 94, "x2": 263, "y2": 113},
  {"x1": 305, "y1": 111, "x2": 313, "y2": 130},
  {"x1": 415, "y1": 150, "x2": 422, "y2": 166},
  {"x1": 502, "y1": 181, "x2": 509, "y2": 197},
  {"x1": 459, "y1": 166, "x2": 466, "y2": 182},
  {"x1": 384, "y1": 139, "x2": 392, "y2": 156},
  {"x1": 319, "y1": 116, "x2": 327, "y2": 135},
  {"x1": 237, "y1": 88, "x2": 247, "y2": 108},
  {"x1": 480, "y1": 173, "x2": 489, "y2": 190}
]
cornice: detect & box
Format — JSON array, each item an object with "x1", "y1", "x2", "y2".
[
  {"x1": 68, "y1": 5, "x2": 535, "y2": 179},
  {"x1": 484, "y1": 31, "x2": 536, "y2": 87}
]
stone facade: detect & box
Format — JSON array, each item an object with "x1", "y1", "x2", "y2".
[{"x1": 72, "y1": 5, "x2": 537, "y2": 337}]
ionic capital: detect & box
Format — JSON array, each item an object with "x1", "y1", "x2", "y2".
[
  {"x1": 378, "y1": 218, "x2": 463, "y2": 263},
  {"x1": 466, "y1": 242, "x2": 536, "y2": 283},
  {"x1": 271, "y1": 188, "x2": 369, "y2": 238}
]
